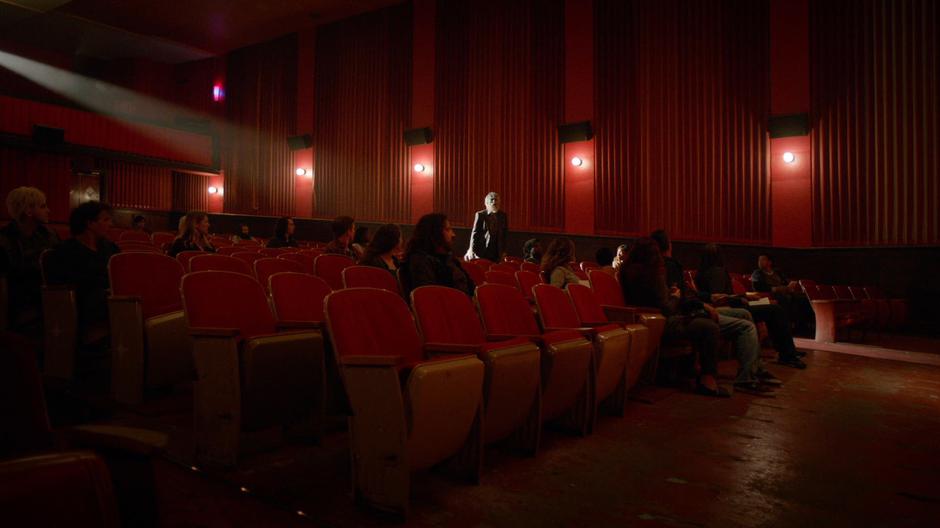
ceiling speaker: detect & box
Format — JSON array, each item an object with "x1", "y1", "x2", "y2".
[
  {"x1": 33, "y1": 125, "x2": 65, "y2": 147},
  {"x1": 769, "y1": 113, "x2": 809, "y2": 138},
  {"x1": 404, "y1": 127, "x2": 433, "y2": 146},
  {"x1": 558, "y1": 121, "x2": 593, "y2": 143},
  {"x1": 287, "y1": 134, "x2": 313, "y2": 150}
]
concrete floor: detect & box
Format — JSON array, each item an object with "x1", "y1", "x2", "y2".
[{"x1": 148, "y1": 348, "x2": 940, "y2": 527}]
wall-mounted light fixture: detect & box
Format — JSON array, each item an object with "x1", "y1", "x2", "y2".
[
  {"x1": 295, "y1": 168, "x2": 307, "y2": 176},
  {"x1": 207, "y1": 186, "x2": 218, "y2": 194},
  {"x1": 783, "y1": 152, "x2": 796, "y2": 164},
  {"x1": 414, "y1": 163, "x2": 426, "y2": 172},
  {"x1": 571, "y1": 157, "x2": 584, "y2": 167}
]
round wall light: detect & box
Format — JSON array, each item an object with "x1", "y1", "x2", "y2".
[
  {"x1": 295, "y1": 168, "x2": 307, "y2": 176},
  {"x1": 414, "y1": 163, "x2": 426, "y2": 173},
  {"x1": 783, "y1": 152, "x2": 796, "y2": 164},
  {"x1": 207, "y1": 186, "x2": 218, "y2": 194},
  {"x1": 571, "y1": 157, "x2": 584, "y2": 167}
]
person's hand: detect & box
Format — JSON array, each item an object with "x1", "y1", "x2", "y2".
[
  {"x1": 704, "y1": 304, "x2": 720, "y2": 323},
  {"x1": 669, "y1": 286, "x2": 681, "y2": 299},
  {"x1": 464, "y1": 249, "x2": 476, "y2": 261}
]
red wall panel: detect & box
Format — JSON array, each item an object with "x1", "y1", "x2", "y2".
[
  {"x1": 0, "y1": 95, "x2": 213, "y2": 166},
  {"x1": 434, "y1": 0, "x2": 565, "y2": 231},
  {"x1": 100, "y1": 159, "x2": 173, "y2": 211},
  {"x1": 0, "y1": 146, "x2": 71, "y2": 222},
  {"x1": 810, "y1": 0, "x2": 939, "y2": 246},
  {"x1": 222, "y1": 35, "x2": 297, "y2": 216},
  {"x1": 594, "y1": 0, "x2": 771, "y2": 244},
  {"x1": 313, "y1": 5, "x2": 412, "y2": 223}
]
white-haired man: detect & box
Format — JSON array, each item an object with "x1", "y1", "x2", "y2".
[{"x1": 465, "y1": 191, "x2": 508, "y2": 262}]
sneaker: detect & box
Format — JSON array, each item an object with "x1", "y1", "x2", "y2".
[
  {"x1": 733, "y1": 381, "x2": 776, "y2": 397},
  {"x1": 795, "y1": 350, "x2": 807, "y2": 358},
  {"x1": 756, "y1": 369, "x2": 783, "y2": 386},
  {"x1": 777, "y1": 356, "x2": 807, "y2": 369}
]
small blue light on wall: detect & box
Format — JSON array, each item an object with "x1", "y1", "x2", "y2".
[{"x1": 212, "y1": 84, "x2": 225, "y2": 102}]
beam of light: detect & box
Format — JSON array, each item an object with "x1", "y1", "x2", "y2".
[{"x1": 0, "y1": 50, "x2": 253, "y2": 168}]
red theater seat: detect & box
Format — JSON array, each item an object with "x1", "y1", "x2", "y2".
[
  {"x1": 278, "y1": 252, "x2": 315, "y2": 274},
  {"x1": 520, "y1": 261, "x2": 539, "y2": 274},
  {"x1": 217, "y1": 246, "x2": 251, "y2": 255},
  {"x1": 800, "y1": 279, "x2": 863, "y2": 342},
  {"x1": 412, "y1": 286, "x2": 541, "y2": 451},
  {"x1": 462, "y1": 260, "x2": 487, "y2": 286},
  {"x1": 475, "y1": 284, "x2": 594, "y2": 435},
  {"x1": 269, "y1": 273, "x2": 332, "y2": 325},
  {"x1": 209, "y1": 236, "x2": 234, "y2": 248},
  {"x1": 181, "y1": 271, "x2": 325, "y2": 467},
  {"x1": 174, "y1": 250, "x2": 204, "y2": 270},
  {"x1": 580, "y1": 261, "x2": 600, "y2": 273},
  {"x1": 151, "y1": 232, "x2": 175, "y2": 247},
  {"x1": 254, "y1": 258, "x2": 304, "y2": 291},
  {"x1": 108, "y1": 253, "x2": 192, "y2": 405},
  {"x1": 484, "y1": 270, "x2": 518, "y2": 289},
  {"x1": 515, "y1": 270, "x2": 543, "y2": 302},
  {"x1": 119, "y1": 231, "x2": 152, "y2": 243},
  {"x1": 325, "y1": 288, "x2": 484, "y2": 516},
  {"x1": 116, "y1": 240, "x2": 161, "y2": 253},
  {"x1": 231, "y1": 251, "x2": 265, "y2": 267},
  {"x1": 502, "y1": 256, "x2": 523, "y2": 266},
  {"x1": 314, "y1": 254, "x2": 355, "y2": 290},
  {"x1": 189, "y1": 254, "x2": 252, "y2": 275},
  {"x1": 259, "y1": 247, "x2": 293, "y2": 257},
  {"x1": 533, "y1": 284, "x2": 633, "y2": 423},
  {"x1": 488, "y1": 263, "x2": 517, "y2": 274},
  {"x1": 342, "y1": 265, "x2": 401, "y2": 293},
  {"x1": 863, "y1": 286, "x2": 908, "y2": 329},
  {"x1": 567, "y1": 283, "x2": 653, "y2": 391}
]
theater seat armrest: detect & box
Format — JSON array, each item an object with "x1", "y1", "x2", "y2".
[
  {"x1": 276, "y1": 320, "x2": 323, "y2": 331},
  {"x1": 64, "y1": 425, "x2": 168, "y2": 456},
  {"x1": 108, "y1": 294, "x2": 142, "y2": 303},
  {"x1": 340, "y1": 355, "x2": 402, "y2": 367},
  {"x1": 543, "y1": 326, "x2": 595, "y2": 336},
  {"x1": 423, "y1": 342, "x2": 483, "y2": 356},
  {"x1": 189, "y1": 327, "x2": 240, "y2": 338}
]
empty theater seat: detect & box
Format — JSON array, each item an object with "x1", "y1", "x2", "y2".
[
  {"x1": 475, "y1": 284, "x2": 594, "y2": 435},
  {"x1": 269, "y1": 273, "x2": 332, "y2": 325},
  {"x1": 150, "y1": 232, "x2": 175, "y2": 247},
  {"x1": 566, "y1": 283, "x2": 652, "y2": 391},
  {"x1": 412, "y1": 285, "x2": 541, "y2": 451},
  {"x1": 342, "y1": 265, "x2": 401, "y2": 293},
  {"x1": 231, "y1": 251, "x2": 265, "y2": 267},
  {"x1": 484, "y1": 270, "x2": 518, "y2": 289},
  {"x1": 863, "y1": 286, "x2": 908, "y2": 329},
  {"x1": 174, "y1": 250, "x2": 204, "y2": 271},
  {"x1": 217, "y1": 246, "x2": 252, "y2": 256},
  {"x1": 533, "y1": 284, "x2": 632, "y2": 423},
  {"x1": 108, "y1": 253, "x2": 192, "y2": 405},
  {"x1": 800, "y1": 279, "x2": 863, "y2": 342},
  {"x1": 39, "y1": 249, "x2": 79, "y2": 380},
  {"x1": 325, "y1": 288, "x2": 485, "y2": 516},
  {"x1": 520, "y1": 261, "x2": 539, "y2": 274},
  {"x1": 277, "y1": 252, "x2": 315, "y2": 274},
  {"x1": 181, "y1": 271, "x2": 325, "y2": 468},
  {"x1": 314, "y1": 254, "x2": 355, "y2": 290},
  {"x1": 254, "y1": 258, "x2": 304, "y2": 291},
  {"x1": 461, "y1": 260, "x2": 487, "y2": 286},
  {"x1": 515, "y1": 270, "x2": 543, "y2": 303},
  {"x1": 488, "y1": 263, "x2": 517, "y2": 274},
  {"x1": 189, "y1": 254, "x2": 252, "y2": 275}
]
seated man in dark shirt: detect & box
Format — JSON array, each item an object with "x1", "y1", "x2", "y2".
[
  {"x1": 323, "y1": 216, "x2": 358, "y2": 259},
  {"x1": 46, "y1": 201, "x2": 120, "y2": 345},
  {"x1": 400, "y1": 213, "x2": 474, "y2": 299},
  {"x1": 0, "y1": 186, "x2": 60, "y2": 337},
  {"x1": 751, "y1": 253, "x2": 813, "y2": 335},
  {"x1": 696, "y1": 244, "x2": 806, "y2": 369}
]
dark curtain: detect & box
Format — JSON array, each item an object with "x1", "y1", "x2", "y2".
[
  {"x1": 313, "y1": 4, "x2": 412, "y2": 222},
  {"x1": 595, "y1": 0, "x2": 771, "y2": 243},
  {"x1": 811, "y1": 0, "x2": 939, "y2": 246},
  {"x1": 171, "y1": 171, "x2": 210, "y2": 212},
  {"x1": 100, "y1": 160, "x2": 172, "y2": 211},
  {"x1": 434, "y1": 0, "x2": 565, "y2": 230},
  {"x1": 222, "y1": 35, "x2": 297, "y2": 216}
]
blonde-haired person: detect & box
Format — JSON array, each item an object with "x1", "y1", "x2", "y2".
[
  {"x1": 168, "y1": 211, "x2": 215, "y2": 257},
  {"x1": 0, "y1": 186, "x2": 60, "y2": 335},
  {"x1": 540, "y1": 237, "x2": 581, "y2": 289}
]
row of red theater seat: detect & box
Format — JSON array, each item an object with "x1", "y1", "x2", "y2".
[
  {"x1": 62, "y1": 250, "x2": 663, "y2": 516},
  {"x1": 799, "y1": 279, "x2": 908, "y2": 342}
]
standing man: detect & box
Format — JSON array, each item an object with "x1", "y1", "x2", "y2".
[{"x1": 466, "y1": 191, "x2": 508, "y2": 262}]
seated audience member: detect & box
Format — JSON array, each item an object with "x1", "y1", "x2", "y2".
[
  {"x1": 168, "y1": 211, "x2": 215, "y2": 257},
  {"x1": 651, "y1": 231, "x2": 779, "y2": 390},
  {"x1": 267, "y1": 216, "x2": 299, "y2": 248},
  {"x1": 401, "y1": 213, "x2": 474, "y2": 298},
  {"x1": 232, "y1": 223, "x2": 257, "y2": 243},
  {"x1": 751, "y1": 253, "x2": 814, "y2": 334},
  {"x1": 131, "y1": 215, "x2": 150, "y2": 233},
  {"x1": 0, "y1": 187, "x2": 60, "y2": 336},
  {"x1": 522, "y1": 238, "x2": 543, "y2": 264},
  {"x1": 696, "y1": 244, "x2": 806, "y2": 369},
  {"x1": 611, "y1": 243, "x2": 630, "y2": 272},
  {"x1": 619, "y1": 238, "x2": 729, "y2": 397},
  {"x1": 351, "y1": 226, "x2": 370, "y2": 258},
  {"x1": 45, "y1": 201, "x2": 120, "y2": 342},
  {"x1": 595, "y1": 247, "x2": 615, "y2": 267},
  {"x1": 541, "y1": 238, "x2": 581, "y2": 289},
  {"x1": 358, "y1": 224, "x2": 402, "y2": 274},
  {"x1": 324, "y1": 216, "x2": 358, "y2": 259}
]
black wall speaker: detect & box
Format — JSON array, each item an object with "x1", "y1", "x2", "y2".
[
  {"x1": 558, "y1": 121, "x2": 593, "y2": 143},
  {"x1": 404, "y1": 127, "x2": 433, "y2": 146},
  {"x1": 287, "y1": 134, "x2": 313, "y2": 150},
  {"x1": 33, "y1": 125, "x2": 65, "y2": 147},
  {"x1": 768, "y1": 113, "x2": 809, "y2": 138}
]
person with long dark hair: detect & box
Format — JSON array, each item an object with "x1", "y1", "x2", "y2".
[
  {"x1": 619, "y1": 237, "x2": 752, "y2": 397},
  {"x1": 267, "y1": 216, "x2": 299, "y2": 248},
  {"x1": 359, "y1": 223, "x2": 401, "y2": 274},
  {"x1": 168, "y1": 211, "x2": 215, "y2": 256},
  {"x1": 696, "y1": 243, "x2": 806, "y2": 369},
  {"x1": 401, "y1": 213, "x2": 474, "y2": 298},
  {"x1": 540, "y1": 237, "x2": 580, "y2": 288}
]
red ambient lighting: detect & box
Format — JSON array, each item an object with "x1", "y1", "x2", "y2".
[{"x1": 212, "y1": 84, "x2": 225, "y2": 102}]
